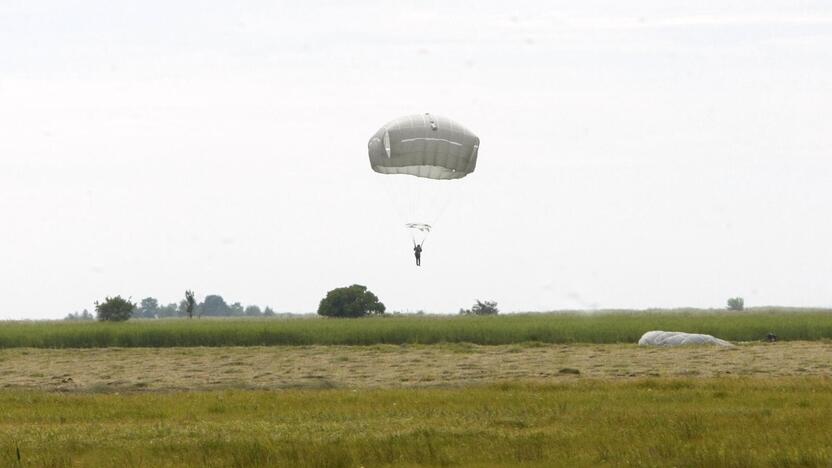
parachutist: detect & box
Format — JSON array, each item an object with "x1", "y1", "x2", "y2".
[{"x1": 368, "y1": 115, "x2": 479, "y2": 255}]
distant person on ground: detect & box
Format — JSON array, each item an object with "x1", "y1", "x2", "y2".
[{"x1": 413, "y1": 243, "x2": 422, "y2": 266}]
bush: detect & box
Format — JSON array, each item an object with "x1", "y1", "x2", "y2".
[
  {"x1": 727, "y1": 297, "x2": 744, "y2": 311},
  {"x1": 245, "y1": 305, "x2": 263, "y2": 317},
  {"x1": 95, "y1": 296, "x2": 136, "y2": 322},
  {"x1": 460, "y1": 300, "x2": 499, "y2": 316},
  {"x1": 64, "y1": 309, "x2": 94, "y2": 321},
  {"x1": 318, "y1": 284, "x2": 385, "y2": 318}
]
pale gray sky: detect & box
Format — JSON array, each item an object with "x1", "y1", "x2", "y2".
[{"x1": 1, "y1": 1, "x2": 831, "y2": 319}]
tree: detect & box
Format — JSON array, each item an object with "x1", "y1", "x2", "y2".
[
  {"x1": 95, "y1": 296, "x2": 135, "y2": 322},
  {"x1": 200, "y1": 295, "x2": 229, "y2": 317},
  {"x1": 65, "y1": 309, "x2": 94, "y2": 321},
  {"x1": 136, "y1": 297, "x2": 159, "y2": 319},
  {"x1": 184, "y1": 290, "x2": 197, "y2": 319},
  {"x1": 317, "y1": 284, "x2": 385, "y2": 318},
  {"x1": 263, "y1": 306, "x2": 276, "y2": 317},
  {"x1": 245, "y1": 305, "x2": 262, "y2": 317},
  {"x1": 157, "y1": 303, "x2": 178, "y2": 318},
  {"x1": 459, "y1": 300, "x2": 499, "y2": 316},
  {"x1": 178, "y1": 299, "x2": 189, "y2": 317},
  {"x1": 229, "y1": 302, "x2": 245, "y2": 317},
  {"x1": 727, "y1": 297, "x2": 744, "y2": 311}
]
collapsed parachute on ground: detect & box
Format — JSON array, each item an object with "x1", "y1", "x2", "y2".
[
  {"x1": 638, "y1": 331, "x2": 734, "y2": 347},
  {"x1": 368, "y1": 114, "x2": 479, "y2": 246}
]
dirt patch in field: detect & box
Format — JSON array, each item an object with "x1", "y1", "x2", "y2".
[{"x1": 0, "y1": 342, "x2": 829, "y2": 392}]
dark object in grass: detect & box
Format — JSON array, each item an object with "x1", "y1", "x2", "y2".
[
  {"x1": 766, "y1": 332, "x2": 777, "y2": 343},
  {"x1": 559, "y1": 368, "x2": 580, "y2": 375}
]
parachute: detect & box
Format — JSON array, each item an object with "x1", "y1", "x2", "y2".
[
  {"x1": 638, "y1": 331, "x2": 734, "y2": 347},
  {"x1": 368, "y1": 113, "x2": 479, "y2": 179},
  {"x1": 368, "y1": 113, "x2": 479, "y2": 245}
]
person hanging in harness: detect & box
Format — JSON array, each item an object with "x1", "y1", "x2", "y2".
[{"x1": 413, "y1": 242, "x2": 423, "y2": 266}]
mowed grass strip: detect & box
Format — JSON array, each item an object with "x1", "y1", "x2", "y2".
[
  {"x1": 1, "y1": 378, "x2": 832, "y2": 467},
  {"x1": 3, "y1": 343, "x2": 831, "y2": 392},
  {"x1": 2, "y1": 308, "x2": 832, "y2": 348}
]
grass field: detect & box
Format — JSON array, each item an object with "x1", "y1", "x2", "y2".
[
  {"x1": 2, "y1": 378, "x2": 832, "y2": 467},
  {"x1": 3, "y1": 310, "x2": 831, "y2": 466},
  {"x1": 2, "y1": 308, "x2": 831, "y2": 348}
]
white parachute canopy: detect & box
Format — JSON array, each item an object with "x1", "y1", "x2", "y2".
[
  {"x1": 638, "y1": 331, "x2": 734, "y2": 347},
  {"x1": 368, "y1": 113, "x2": 479, "y2": 245},
  {"x1": 368, "y1": 113, "x2": 479, "y2": 179}
]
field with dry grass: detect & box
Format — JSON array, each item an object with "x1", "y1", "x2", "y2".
[
  {"x1": 2, "y1": 341, "x2": 830, "y2": 393},
  {"x1": 3, "y1": 329, "x2": 832, "y2": 466}
]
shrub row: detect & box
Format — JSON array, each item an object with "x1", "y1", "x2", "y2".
[{"x1": 1, "y1": 308, "x2": 830, "y2": 348}]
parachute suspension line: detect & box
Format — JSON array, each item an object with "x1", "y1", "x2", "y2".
[
  {"x1": 406, "y1": 222, "x2": 432, "y2": 247},
  {"x1": 419, "y1": 228, "x2": 430, "y2": 248},
  {"x1": 368, "y1": 114, "x2": 480, "y2": 251},
  {"x1": 379, "y1": 173, "x2": 410, "y2": 228},
  {"x1": 378, "y1": 174, "x2": 433, "y2": 247},
  {"x1": 427, "y1": 187, "x2": 455, "y2": 232}
]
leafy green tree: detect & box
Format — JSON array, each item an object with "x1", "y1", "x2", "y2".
[
  {"x1": 263, "y1": 307, "x2": 276, "y2": 317},
  {"x1": 95, "y1": 296, "x2": 135, "y2": 322},
  {"x1": 245, "y1": 305, "x2": 262, "y2": 317},
  {"x1": 178, "y1": 299, "x2": 188, "y2": 317},
  {"x1": 64, "y1": 309, "x2": 94, "y2": 321},
  {"x1": 473, "y1": 300, "x2": 499, "y2": 315},
  {"x1": 317, "y1": 284, "x2": 385, "y2": 318},
  {"x1": 184, "y1": 290, "x2": 197, "y2": 319},
  {"x1": 230, "y1": 302, "x2": 245, "y2": 317},
  {"x1": 137, "y1": 297, "x2": 159, "y2": 319},
  {"x1": 727, "y1": 297, "x2": 744, "y2": 311},
  {"x1": 157, "y1": 303, "x2": 178, "y2": 318},
  {"x1": 200, "y1": 295, "x2": 229, "y2": 317},
  {"x1": 459, "y1": 300, "x2": 499, "y2": 316}
]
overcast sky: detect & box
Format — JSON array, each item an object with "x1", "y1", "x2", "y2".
[{"x1": 1, "y1": 1, "x2": 831, "y2": 319}]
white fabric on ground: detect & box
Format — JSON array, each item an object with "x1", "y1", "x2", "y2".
[{"x1": 638, "y1": 330, "x2": 733, "y2": 347}]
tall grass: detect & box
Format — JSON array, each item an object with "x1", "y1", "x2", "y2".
[
  {"x1": 2, "y1": 378, "x2": 832, "y2": 467},
  {"x1": 1, "y1": 308, "x2": 831, "y2": 348}
]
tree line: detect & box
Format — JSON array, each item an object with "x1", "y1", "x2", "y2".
[
  {"x1": 66, "y1": 285, "x2": 501, "y2": 321},
  {"x1": 65, "y1": 294, "x2": 277, "y2": 321}
]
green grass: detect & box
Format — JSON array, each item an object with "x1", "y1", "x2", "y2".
[
  {"x1": 2, "y1": 378, "x2": 832, "y2": 467},
  {"x1": 2, "y1": 308, "x2": 831, "y2": 348}
]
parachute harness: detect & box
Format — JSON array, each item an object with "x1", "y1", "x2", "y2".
[{"x1": 406, "y1": 223, "x2": 432, "y2": 247}]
